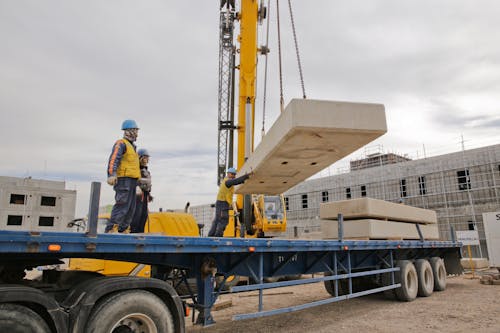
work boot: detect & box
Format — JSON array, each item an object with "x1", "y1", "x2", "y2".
[
  {"x1": 119, "y1": 227, "x2": 131, "y2": 234},
  {"x1": 105, "y1": 224, "x2": 119, "y2": 233}
]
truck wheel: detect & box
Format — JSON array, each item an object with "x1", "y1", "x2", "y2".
[
  {"x1": 394, "y1": 260, "x2": 418, "y2": 302},
  {"x1": 0, "y1": 303, "x2": 51, "y2": 333},
  {"x1": 323, "y1": 272, "x2": 345, "y2": 296},
  {"x1": 85, "y1": 290, "x2": 174, "y2": 333},
  {"x1": 415, "y1": 259, "x2": 434, "y2": 297},
  {"x1": 429, "y1": 257, "x2": 447, "y2": 291}
]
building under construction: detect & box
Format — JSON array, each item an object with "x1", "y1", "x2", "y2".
[{"x1": 283, "y1": 143, "x2": 500, "y2": 258}]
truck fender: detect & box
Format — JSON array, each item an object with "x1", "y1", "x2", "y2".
[
  {"x1": 61, "y1": 276, "x2": 184, "y2": 333},
  {"x1": 0, "y1": 284, "x2": 68, "y2": 332}
]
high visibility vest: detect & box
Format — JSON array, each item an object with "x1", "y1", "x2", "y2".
[
  {"x1": 116, "y1": 140, "x2": 140, "y2": 178},
  {"x1": 217, "y1": 177, "x2": 234, "y2": 205}
]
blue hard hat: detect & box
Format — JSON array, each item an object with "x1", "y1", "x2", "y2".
[
  {"x1": 138, "y1": 148, "x2": 150, "y2": 157},
  {"x1": 227, "y1": 167, "x2": 237, "y2": 174},
  {"x1": 121, "y1": 119, "x2": 139, "y2": 130}
]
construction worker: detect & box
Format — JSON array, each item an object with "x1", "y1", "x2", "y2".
[
  {"x1": 105, "y1": 119, "x2": 140, "y2": 233},
  {"x1": 130, "y1": 148, "x2": 153, "y2": 233},
  {"x1": 208, "y1": 167, "x2": 251, "y2": 237}
]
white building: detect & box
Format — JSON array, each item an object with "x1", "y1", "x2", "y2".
[{"x1": 0, "y1": 176, "x2": 77, "y2": 232}]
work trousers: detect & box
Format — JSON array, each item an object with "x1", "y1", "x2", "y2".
[
  {"x1": 131, "y1": 191, "x2": 149, "y2": 233},
  {"x1": 208, "y1": 200, "x2": 230, "y2": 237},
  {"x1": 106, "y1": 177, "x2": 137, "y2": 232}
]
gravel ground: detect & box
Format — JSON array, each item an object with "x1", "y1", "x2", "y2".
[{"x1": 186, "y1": 273, "x2": 500, "y2": 333}]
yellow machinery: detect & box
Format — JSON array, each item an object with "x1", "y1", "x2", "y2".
[
  {"x1": 222, "y1": 195, "x2": 287, "y2": 238},
  {"x1": 217, "y1": 0, "x2": 287, "y2": 237},
  {"x1": 69, "y1": 212, "x2": 199, "y2": 277}
]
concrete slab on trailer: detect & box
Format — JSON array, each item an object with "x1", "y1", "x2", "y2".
[
  {"x1": 320, "y1": 197, "x2": 438, "y2": 224},
  {"x1": 235, "y1": 99, "x2": 387, "y2": 194},
  {"x1": 320, "y1": 219, "x2": 440, "y2": 240}
]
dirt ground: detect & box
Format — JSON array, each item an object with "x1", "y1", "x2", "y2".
[{"x1": 186, "y1": 272, "x2": 500, "y2": 333}]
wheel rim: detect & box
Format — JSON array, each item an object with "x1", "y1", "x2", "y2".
[
  {"x1": 424, "y1": 268, "x2": 432, "y2": 287},
  {"x1": 111, "y1": 313, "x2": 158, "y2": 333},
  {"x1": 438, "y1": 265, "x2": 445, "y2": 281},
  {"x1": 407, "y1": 270, "x2": 417, "y2": 292}
]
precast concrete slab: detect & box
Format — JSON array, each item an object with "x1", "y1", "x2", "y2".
[
  {"x1": 320, "y1": 197, "x2": 437, "y2": 224},
  {"x1": 235, "y1": 99, "x2": 386, "y2": 194},
  {"x1": 320, "y1": 219, "x2": 440, "y2": 240},
  {"x1": 460, "y1": 258, "x2": 490, "y2": 269}
]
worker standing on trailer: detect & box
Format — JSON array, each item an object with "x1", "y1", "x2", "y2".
[
  {"x1": 130, "y1": 148, "x2": 153, "y2": 233},
  {"x1": 208, "y1": 167, "x2": 251, "y2": 237},
  {"x1": 105, "y1": 119, "x2": 141, "y2": 233}
]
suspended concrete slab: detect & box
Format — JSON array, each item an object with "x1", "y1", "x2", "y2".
[
  {"x1": 235, "y1": 99, "x2": 387, "y2": 194},
  {"x1": 320, "y1": 198, "x2": 438, "y2": 224}
]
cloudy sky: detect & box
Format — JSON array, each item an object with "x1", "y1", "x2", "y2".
[{"x1": 1, "y1": 1, "x2": 500, "y2": 217}]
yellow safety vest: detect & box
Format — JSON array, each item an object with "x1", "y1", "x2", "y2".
[
  {"x1": 116, "y1": 139, "x2": 140, "y2": 178},
  {"x1": 217, "y1": 177, "x2": 234, "y2": 205}
]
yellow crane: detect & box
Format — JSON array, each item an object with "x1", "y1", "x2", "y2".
[{"x1": 217, "y1": 0, "x2": 290, "y2": 237}]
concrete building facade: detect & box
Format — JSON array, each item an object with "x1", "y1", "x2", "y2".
[{"x1": 0, "y1": 176, "x2": 77, "y2": 232}]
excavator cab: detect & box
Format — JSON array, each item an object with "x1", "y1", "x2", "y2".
[
  {"x1": 258, "y1": 194, "x2": 287, "y2": 236},
  {"x1": 222, "y1": 194, "x2": 287, "y2": 238}
]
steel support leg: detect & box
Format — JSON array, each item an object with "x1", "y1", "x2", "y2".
[
  {"x1": 195, "y1": 272, "x2": 216, "y2": 326},
  {"x1": 259, "y1": 253, "x2": 264, "y2": 312}
]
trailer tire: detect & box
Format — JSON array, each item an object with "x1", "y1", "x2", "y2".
[
  {"x1": 394, "y1": 260, "x2": 418, "y2": 302},
  {"x1": 323, "y1": 272, "x2": 345, "y2": 296},
  {"x1": 415, "y1": 259, "x2": 434, "y2": 297},
  {"x1": 429, "y1": 257, "x2": 447, "y2": 291},
  {"x1": 85, "y1": 290, "x2": 174, "y2": 333},
  {"x1": 0, "y1": 303, "x2": 51, "y2": 333}
]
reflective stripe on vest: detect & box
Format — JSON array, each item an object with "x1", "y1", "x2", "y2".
[
  {"x1": 217, "y1": 177, "x2": 234, "y2": 205},
  {"x1": 116, "y1": 139, "x2": 140, "y2": 178}
]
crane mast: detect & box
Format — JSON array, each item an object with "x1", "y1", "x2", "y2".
[{"x1": 216, "y1": 6, "x2": 237, "y2": 186}]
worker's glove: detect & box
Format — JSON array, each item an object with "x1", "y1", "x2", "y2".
[
  {"x1": 136, "y1": 186, "x2": 143, "y2": 196},
  {"x1": 107, "y1": 176, "x2": 117, "y2": 186},
  {"x1": 138, "y1": 178, "x2": 151, "y2": 186},
  {"x1": 148, "y1": 195, "x2": 154, "y2": 203}
]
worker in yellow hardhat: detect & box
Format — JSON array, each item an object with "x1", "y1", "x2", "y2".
[
  {"x1": 208, "y1": 167, "x2": 251, "y2": 237},
  {"x1": 105, "y1": 119, "x2": 140, "y2": 233}
]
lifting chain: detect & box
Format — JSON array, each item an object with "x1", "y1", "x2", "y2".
[{"x1": 287, "y1": 0, "x2": 306, "y2": 99}]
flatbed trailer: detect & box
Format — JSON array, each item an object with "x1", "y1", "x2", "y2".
[
  {"x1": 0, "y1": 185, "x2": 462, "y2": 333},
  {"x1": 0, "y1": 230, "x2": 463, "y2": 332}
]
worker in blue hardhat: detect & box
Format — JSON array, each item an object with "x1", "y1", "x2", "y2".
[
  {"x1": 105, "y1": 119, "x2": 140, "y2": 233},
  {"x1": 130, "y1": 148, "x2": 153, "y2": 233},
  {"x1": 208, "y1": 167, "x2": 252, "y2": 237}
]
